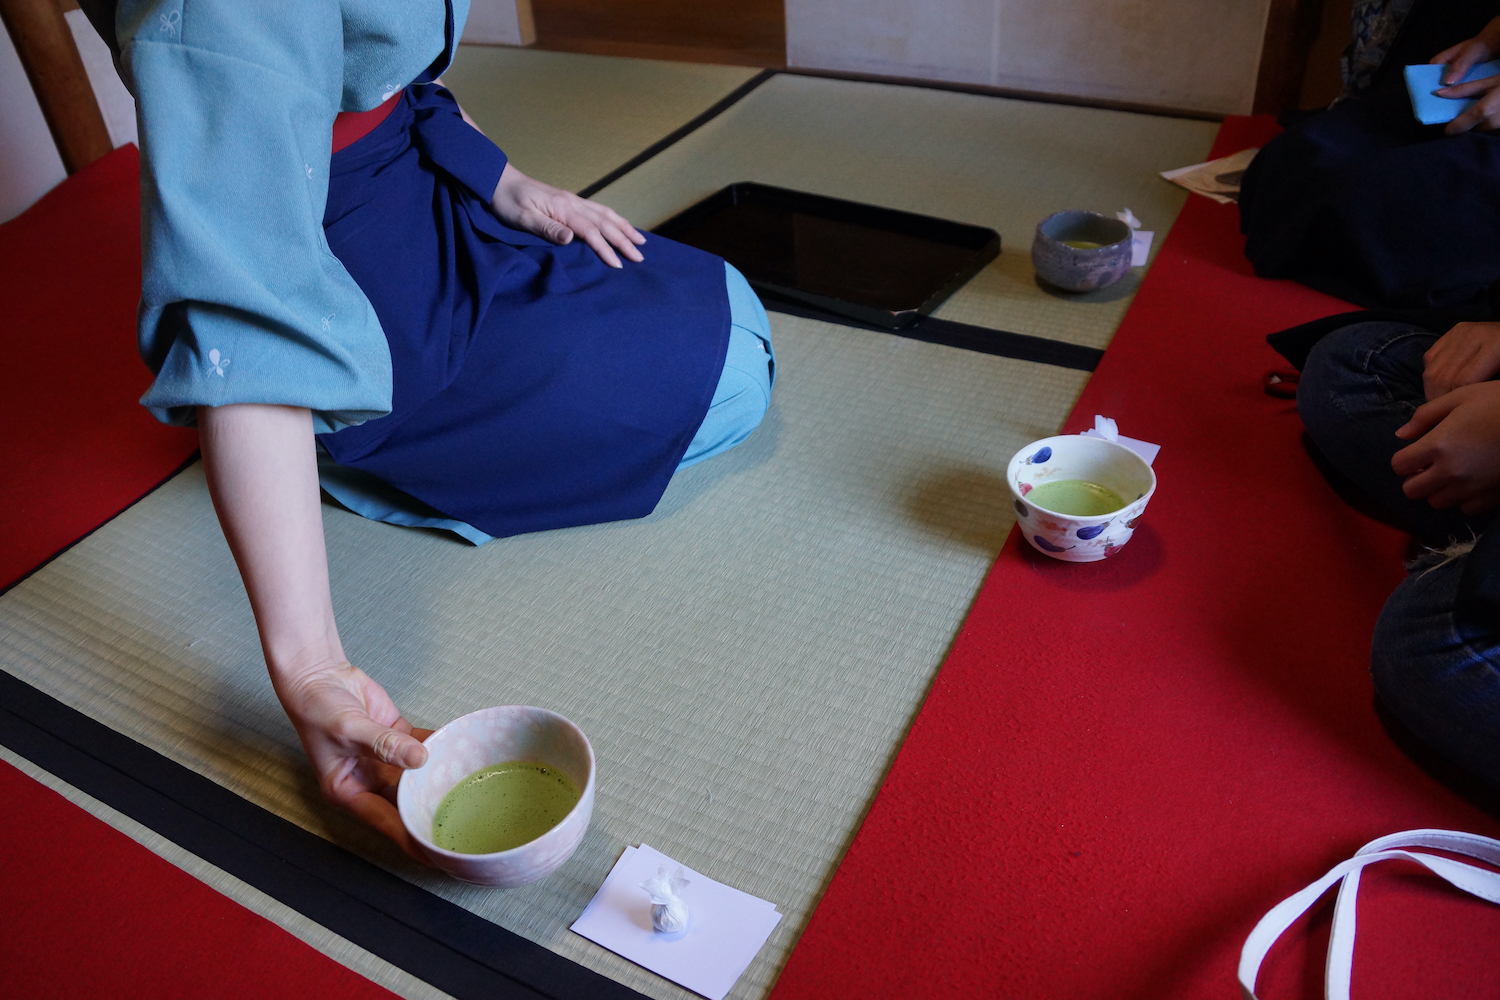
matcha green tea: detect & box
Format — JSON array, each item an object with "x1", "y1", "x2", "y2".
[
  {"x1": 1060, "y1": 239, "x2": 1104, "y2": 250},
  {"x1": 1027, "y1": 479, "x2": 1125, "y2": 516},
  {"x1": 431, "y1": 761, "x2": 581, "y2": 854}
]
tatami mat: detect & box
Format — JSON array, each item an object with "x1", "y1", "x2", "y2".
[
  {"x1": 442, "y1": 46, "x2": 760, "y2": 193},
  {"x1": 0, "y1": 312, "x2": 1088, "y2": 1000},
  {"x1": 1, "y1": 50, "x2": 1212, "y2": 1000},
  {"x1": 592, "y1": 73, "x2": 1219, "y2": 350}
]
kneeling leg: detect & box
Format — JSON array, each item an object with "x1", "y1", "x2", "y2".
[
  {"x1": 1372, "y1": 552, "x2": 1500, "y2": 790},
  {"x1": 678, "y1": 263, "x2": 775, "y2": 469}
]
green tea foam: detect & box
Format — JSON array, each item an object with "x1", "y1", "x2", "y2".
[{"x1": 432, "y1": 760, "x2": 581, "y2": 854}]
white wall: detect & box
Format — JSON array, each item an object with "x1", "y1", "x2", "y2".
[
  {"x1": 786, "y1": 0, "x2": 1275, "y2": 116},
  {"x1": 0, "y1": 10, "x2": 137, "y2": 224}
]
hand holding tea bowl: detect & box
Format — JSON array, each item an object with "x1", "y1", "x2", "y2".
[
  {"x1": 1008, "y1": 434, "x2": 1157, "y2": 562},
  {"x1": 397, "y1": 705, "x2": 596, "y2": 886},
  {"x1": 1031, "y1": 210, "x2": 1133, "y2": 292}
]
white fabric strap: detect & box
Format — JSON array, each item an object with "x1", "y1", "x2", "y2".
[{"x1": 1238, "y1": 829, "x2": 1500, "y2": 1000}]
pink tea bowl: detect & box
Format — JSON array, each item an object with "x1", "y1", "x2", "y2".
[{"x1": 397, "y1": 705, "x2": 595, "y2": 886}]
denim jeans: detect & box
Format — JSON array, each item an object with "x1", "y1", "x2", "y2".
[{"x1": 1299, "y1": 322, "x2": 1500, "y2": 789}]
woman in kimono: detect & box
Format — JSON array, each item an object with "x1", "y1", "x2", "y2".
[{"x1": 89, "y1": 0, "x2": 774, "y2": 858}]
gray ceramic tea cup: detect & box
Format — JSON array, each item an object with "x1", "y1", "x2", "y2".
[
  {"x1": 1031, "y1": 211, "x2": 1133, "y2": 292},
  {"x1": 397, "y1": 705, "x2": 595, "y2": 886}
]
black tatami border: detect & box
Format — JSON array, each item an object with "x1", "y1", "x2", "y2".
[
  {"x1": 576, "y1": 69, "x2": 777, "y2": 199},
  {"x1": 574, "y1": 65, "x2": 1170, "y2": 372},
  {"x1": 0, "y1": 670, "x2": 645, "y2": 1000},
  {"x1": 763, "y1": 296, "x2": 1104, "y2": 371}
]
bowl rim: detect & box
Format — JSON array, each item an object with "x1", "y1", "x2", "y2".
[
  {"x1": 396, "y1": 704, "x2": 597, "y2": 862},
  {"x1": 1033, "y1": 210, "x2": 1133, "y2": 252},
  {"x1": 1006, "y1": 433, "x2": 1157, "y2": 521}
]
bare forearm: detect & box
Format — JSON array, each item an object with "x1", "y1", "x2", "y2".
[{"x1": 197, "y1": 404, "x2": 345, "y2": 684}]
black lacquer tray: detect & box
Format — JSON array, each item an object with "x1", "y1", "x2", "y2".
[{"x1": 653, "y1": 182, "x2": 1000, "y2": 330}]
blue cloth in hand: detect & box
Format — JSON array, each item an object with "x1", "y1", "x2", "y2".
[{"x1": 1404, "y1": 61, "x2": 1500, "y2": 124}]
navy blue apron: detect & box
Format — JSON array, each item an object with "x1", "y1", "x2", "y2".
[{"x1": 316, "y1": 84, "x2": 731, "y2": 538}]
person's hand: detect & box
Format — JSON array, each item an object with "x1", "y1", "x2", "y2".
[
  {"x1": 1432, "y1": 17, "x2": 1500, "y2": 133},
  {"x1": 490, "y1": 163, "x2": 646, "y2": 268},
  {"x1": 1422, "y1": 322, "x2": 1500, "y2": 399},
  {"x1": 1393, "y1": 380, "x2": 1500, "y2": 514},
  {"x1": 274, "y1": 661, "x2": 434, "y2": 862}
]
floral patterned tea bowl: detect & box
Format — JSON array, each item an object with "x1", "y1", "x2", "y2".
[
  {"x1": 1007, "y1": 434, "x2": 1156, "y2": 562},
  {"x1": 397, "y1": 705, "x2": 595, "y2": 886}
]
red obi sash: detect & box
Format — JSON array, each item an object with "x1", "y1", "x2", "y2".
[{"x1": 331, "y1": 90, "x2": 403, "y2": 154}]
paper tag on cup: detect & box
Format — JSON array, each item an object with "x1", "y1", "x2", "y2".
[
  {"x1": 1082, "y1": 414, "x2": 1160, "y2": 466},
  {"x1": 1115, "y1": 209, "x2": 1153, "y2": 266},
  {"x1": 1130, "y1": 230, "x2": 1153, "y2": 265}
]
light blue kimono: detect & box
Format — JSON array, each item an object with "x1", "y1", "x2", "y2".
[
  {"x1": 108, "y1": 0, "x2": 467, "y2": 432},
  {"x1": 84, "y1": 0, "x2": 773, "y2": 542}
]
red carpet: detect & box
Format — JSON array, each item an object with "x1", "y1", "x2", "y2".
[
  {"x1": 0, "y1": 146, "x2": 199, "y2": 591},
  {"x1": 0, "y1": 761, "x2": 399, "y2": 1000},
  {"x1": 770, "y1": 117, "x2": 1500, "y2": 1000}
]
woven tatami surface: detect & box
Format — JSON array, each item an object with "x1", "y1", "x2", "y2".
[
  {"x1": 442, "y1": 45, "x2": 759, "y2": 193},
  {"x1": 593, "y1": 72, "x2": 1218, "y2": 350}
]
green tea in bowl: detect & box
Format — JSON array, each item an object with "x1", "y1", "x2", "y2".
[
  {"x1": 432, "y1": 761, "x2": 582, "y2": 854},
  {"x1": 1026, "y1": 479, "x2": 1125, "y2": 516}
]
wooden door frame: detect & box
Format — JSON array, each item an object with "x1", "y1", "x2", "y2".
[{"x1": 1254, "y1": 0, "x2": 1329, "y2": 114}]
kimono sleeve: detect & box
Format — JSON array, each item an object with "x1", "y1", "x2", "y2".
[{"x1": 123, "y1": 0, "x2": 392, "y2": 432}]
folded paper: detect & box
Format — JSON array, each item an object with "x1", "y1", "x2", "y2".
[
  {"x1": 1083, "y1": 414, "x2": 1160, "y2": 466},
  {"x1": 572, "y1": 844, "x2": 781, "y2": 1000}
]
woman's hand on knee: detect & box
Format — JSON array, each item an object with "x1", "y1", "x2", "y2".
[
  {"x1": 275, "y1": 660, "x2": 434, "y2": 863},
  {"x1": 1422, "y1": 321, "x2": 1500, "y2": 399},
  {"x1": 1394, "y1": 381, "x2": 1500, "y2": 514},
  {"x1": 490, "y1": 163, "x2": 646, "y2": 268}
]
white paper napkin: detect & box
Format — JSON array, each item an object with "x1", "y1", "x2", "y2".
[
  {"x1": 571, "y1": 844, "x2": 781, "y2": 1000},
  {"x1": 1083, "y1": 414, "x2": 1160, "y2": 465}
]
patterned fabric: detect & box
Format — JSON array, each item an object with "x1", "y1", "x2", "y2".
[{"x1": 1344, "y1": 0, "x2": 1419, "y2": 97}]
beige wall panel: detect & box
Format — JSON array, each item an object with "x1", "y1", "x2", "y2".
[{"x1": 787, "y1": 0, "x2": 1275, "y2": 115}]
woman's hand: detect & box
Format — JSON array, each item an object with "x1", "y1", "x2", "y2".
[
  {"x1": 275, "y1": 661, "x2": 434, "y2": 863},
  {"x1": 1423, "y1": 321, "x2": 1500, "y2": 399},
  {"x1": 1393, "y1": 381, "x2": 1500, "y2": 514},
  {"x1": 490, "y1": 163, "x2": 645, "y2": 268},
  {"x1": 1431, "y1": 17, "x2": 1500, "y2": 133}
]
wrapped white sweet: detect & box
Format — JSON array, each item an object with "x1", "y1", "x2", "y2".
[{"x1": 639, "y1": 866, "x2": 690, "y2": 934}]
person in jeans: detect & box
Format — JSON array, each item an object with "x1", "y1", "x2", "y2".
[{"x1": 1298, "y1": 319, "x2": 1500, "y2": 789}]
